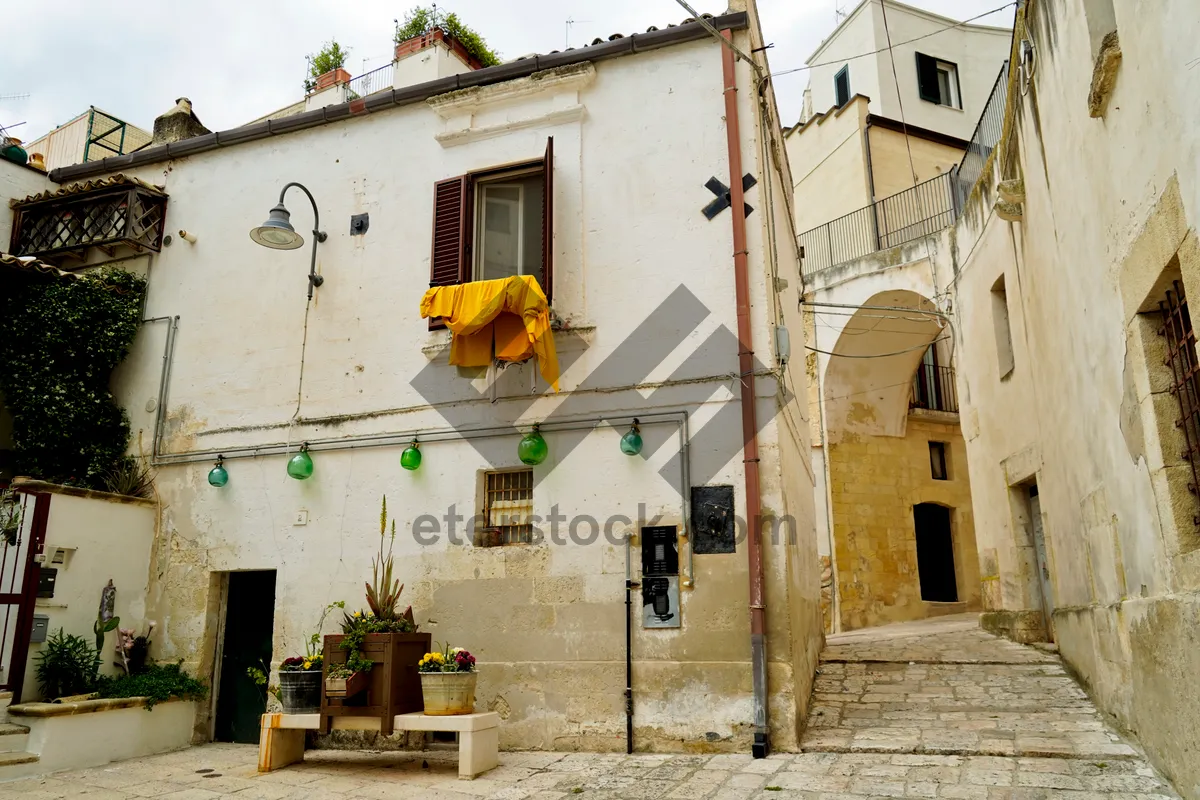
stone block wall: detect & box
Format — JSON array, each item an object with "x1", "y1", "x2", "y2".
[{"x1": 828, "y1": 415, "x2": 981, "y2": 631}]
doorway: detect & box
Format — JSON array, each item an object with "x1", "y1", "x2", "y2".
[
  {"x1": 1027, "y1": 485, "x2": 1055, "y2": 641},
  {"x1": 913, "y1": 503, "x2": 958, "y2": 602},
  {"x1": 214, "y1": 570, "x2": 276, "y2": 744}
]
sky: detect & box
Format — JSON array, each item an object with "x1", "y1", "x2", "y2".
[{"x1": 0, "y1": 0, "x2": 1014, "y2": 145}]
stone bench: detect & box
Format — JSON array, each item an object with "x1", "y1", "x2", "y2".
[{"x1": 258, "y1": 711, "x2": 500, "y2": 780}]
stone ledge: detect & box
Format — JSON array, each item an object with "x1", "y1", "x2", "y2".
[
  {"x1": 10, "y1": 478, "x2": 156, "y2": 508},
  {"x1": 8, "y1": 696, "x2": 181, "y2": 717}
]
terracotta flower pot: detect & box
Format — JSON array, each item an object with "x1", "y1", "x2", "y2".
[{"x1": 420, "y1": 671, "x2": 477, "y2": 715}]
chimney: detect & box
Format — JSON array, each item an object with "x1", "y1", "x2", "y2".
[
  {"x1": 152, "y1": 97, "x2": 211, "y2": 146},
  {"x1": 392, "y1": 27, "x2": 481, "y2": 90}
]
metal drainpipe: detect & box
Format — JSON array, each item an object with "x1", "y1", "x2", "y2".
[{"x1": 719, "y1": 30, "x2": 770, "y2": 759}]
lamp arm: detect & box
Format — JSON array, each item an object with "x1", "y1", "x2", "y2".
[
  {"x1": 279, "y1": 182, "x2": 326, "y2": 299},
  {"x1": 279, "y1": 182, "x2": 323, "y2": 237}
]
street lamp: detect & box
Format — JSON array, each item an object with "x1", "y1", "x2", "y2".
[{"x1": 250, "y1": 182, "x2": 328, "y2": 299}]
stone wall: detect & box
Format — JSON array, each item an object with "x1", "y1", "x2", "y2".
[{"x1": 828, "y1": 415, "x2": 980, "y2": 631}]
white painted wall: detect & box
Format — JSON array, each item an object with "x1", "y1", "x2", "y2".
[
  {"x1": 21, "y1": 490, "x2": 156, "y2": 702},
  {"x1": 393, "y1": 42, "x2": 475, "y2": 90},
  {"x1": 9, "y1": 700, "x2": 194, "y2": 778},
  {"x1": 805, "y1": 0, "x2": 1011, "y2": 141},
  {"x1": 0, "y1": 160, "x2": 53, "y2": 247},
  {"x1": 71, "y1": 31, "x2": 818, "y2": 750}
]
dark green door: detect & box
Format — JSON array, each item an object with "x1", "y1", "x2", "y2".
[{"x1": 215, "y1": 571, "x2": 276, "y2": 743}]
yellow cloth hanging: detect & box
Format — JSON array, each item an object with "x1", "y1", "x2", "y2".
[{"x1": 419, "y1": 275, "x2": 559, "y2": 392}]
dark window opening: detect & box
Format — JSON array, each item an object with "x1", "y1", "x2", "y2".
[
  {"x1": 911, "y1": 345, "x2": 958, "y2": 412},
  {"x1": 429, "y1": 137, "x2": 554, "y2": 329},
  {"x1": 916, "y1": 53, "x2": 961, "y2": 108},
  {"x1": 913, "y1": 503, "x2": 958, "y2": 602},
  {"x1": 929, "y1": 442, "x2": 948, "y2": 481},
  {"x1": 834, "y1": 65, "x2": 851, "y2": 107}
]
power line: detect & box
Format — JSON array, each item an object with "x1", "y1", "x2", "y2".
[
  {"x1": 805, "y1": 335, "x2": 950, "y2": 359},
  {"x1": 771, "y1": 2, "x2": 1016, "y2": 82}
]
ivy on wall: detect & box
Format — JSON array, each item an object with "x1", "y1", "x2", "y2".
[{"x1": 0, "y1": 268, "x2": 146, "y2": 488}]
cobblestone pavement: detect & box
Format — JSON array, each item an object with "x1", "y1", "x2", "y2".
[{"x1": 0, "y1": 616, "x2": 1181, "y2": 799}]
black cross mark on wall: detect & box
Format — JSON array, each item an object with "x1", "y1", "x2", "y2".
[{"x1": 702, "y1": 174, "x2": 757, "y2": 220}]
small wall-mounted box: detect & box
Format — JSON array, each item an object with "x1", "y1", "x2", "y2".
[
  {"x1": 34, "y1": 545, "x2": 76, "y2": 569},
  {"x1": 30, "y1": 613, "x2": 49, "y2": 644}
]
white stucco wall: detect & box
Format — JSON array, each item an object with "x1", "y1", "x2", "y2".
[
  {"x1": 54, "y1": 28, "x2": 818, "y2": 752},
  {"x1": 19, "y1": 490, "x2": 156, "y2": 702},
  {"x1": 0, "y1": 160, "x2": 53, "y2": 247},
  {"x1": 805, "y1": 0, "x2": 1011, "y2": 141}
]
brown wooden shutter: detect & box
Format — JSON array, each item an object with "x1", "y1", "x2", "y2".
[
  {"x1": 541, "y1": 136, "x2": 554, "y2": 304},
  {"x1": 429, "y1": 175, "x2": 472, "y2": 329}
]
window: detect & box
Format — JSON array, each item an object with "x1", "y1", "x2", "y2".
[
  {"x1": 992, "y1": 273, "x2": 1015, "y2": 379},
  {"x1": 915, "y1": 53, "x2": 961, "y2": 108},
  {"x1": 429, "y1": 137, "x2": 554, "y2": 327},
  {"x1": 481, "y1": 469, "x2": 534, "y2": 545},
  {"x1": 1157, "y1": 279, "x2": 1200, "y2": 519},
  {"x1": 929, "y1": 441, "x2": 948, "y2": 481},
  {"x1": 834, "y1": 65, "x2": 851, "y2": 107}
]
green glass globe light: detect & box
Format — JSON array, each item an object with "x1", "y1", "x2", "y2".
[
  {"x1": 287, "y1": 445, "x2": 314, "y2": 480},
  {"x1": 208, "y1": 456, "x2": 229, "y2": 487},
  {"x1": 620, "y1": 419, "x2": 643, "y2": 456},
  {"x1": 401, "y1": 440, "x2": 422, "y2": 471},
  {"x1": 518, "y1": 424, "x2": 549, "y2": 465}
]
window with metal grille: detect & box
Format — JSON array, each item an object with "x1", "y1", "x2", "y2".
[
  {"x1": 1157, "y1": 279, "x2": 1200, "y2": 524},
  {"x1": 482, "y1": 469, "x2": 534, "y2": 546}
]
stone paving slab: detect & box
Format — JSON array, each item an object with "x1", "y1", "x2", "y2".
[{"x1": 0, "y1": 746, "x2": 1181, "y2": 800}]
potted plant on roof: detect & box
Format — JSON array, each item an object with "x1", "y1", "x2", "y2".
[
  {"x1": 418, "y1": 643, "x2": 478, "y2": 715},
  {"x1": 320, "y1": 497, "x2": 431, "y2": 734}
]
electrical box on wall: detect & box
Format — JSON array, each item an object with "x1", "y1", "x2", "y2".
[
  {"x1": 30, "y1": 614, "x2": 49, "y2": 644},
  {"x1": 692, "y1": 485, "x2": 736, "y2": 554},
  {"x1": 37, "y1": 567, "x2": 57, "y2": 599},
  {"x1": 641, "y1": 526, "x2": 680, "y2": 629}
]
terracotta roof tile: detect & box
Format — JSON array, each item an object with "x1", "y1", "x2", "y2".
[
  {"x1": 521, "y1": 13, "x2": 718, "y2": 58},
  {"x1": 11, "y1": 173, "x2": 166, "y2": 208},
  {"x1": 0, "y1": 253, "x2": 77, "y2": 281}
]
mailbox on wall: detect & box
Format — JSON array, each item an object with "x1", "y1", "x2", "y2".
[{"x1": 641, "y1": 526, "x2": 680, "y2": 629}]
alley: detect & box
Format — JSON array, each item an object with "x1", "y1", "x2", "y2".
[{"x1": 0, "y1": 616, "x2": 1181, "y2": 799}]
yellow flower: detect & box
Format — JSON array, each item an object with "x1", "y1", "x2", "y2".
[
  {"x1": 302, "y1": 660, "x2": 312, "y2": 669},
  {"x1": 354, "y1": 611, "x2": 362, "y2": 617}
]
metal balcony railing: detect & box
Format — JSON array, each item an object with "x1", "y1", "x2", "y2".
[
  {"x1": 911, "y1": 364, "x2": 958, "y2": 414},
  {"x1": 953, "y1": 61, "x2": 1010, "y2": 212},
  {"x1": 798, "y1": 171, "x2": 957, "y2": 277},
  {"x1": 347, "y1": 63, "x2": 394, "y2": 100},
  {"x1": 798, "y1": 61, "x2": 1012, "y2": 279}
]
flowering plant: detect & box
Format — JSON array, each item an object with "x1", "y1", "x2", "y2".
[
  {"x1": 418, "y1": 643, "x2": 476, "y2": 673},
  {"x1": 278, "y1": 601, "x2": 342, "y2": 673},
  {"x1": 116, "y1": 621, "x2": 155, "y2": 676}
]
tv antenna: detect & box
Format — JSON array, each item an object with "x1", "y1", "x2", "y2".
[
  {"x1": 565, "y1": 18, "x2": 592, "y2": 50},
  {"x1": 835, "y1": 3, "x2": 849, "y2": 23},
  {"x1": 0, "y1": 94, "x2": 30, "y2": 102}
]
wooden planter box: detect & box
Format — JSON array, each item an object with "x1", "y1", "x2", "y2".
[
  {"x1": 323, "y1": 670, "x2": 368, "y2": 699},
  {"x1": 320, "y1": 632, "x2": 430, "y2": 735}
]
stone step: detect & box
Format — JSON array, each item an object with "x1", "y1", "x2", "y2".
[
  {"x1": 0, "y1": 751, "x2": 39, "y2": 768},
  {"x1": 0, "y1": 723, "x2": 29, "y2": 754}
]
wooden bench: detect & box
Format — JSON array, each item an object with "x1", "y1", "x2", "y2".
[{"x1": 258, "y1": 711, "x2": 500, "y2": 780}]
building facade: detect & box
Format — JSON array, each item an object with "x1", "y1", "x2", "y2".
[
  {"x1": 790, "y1": 0, "x2": 1010, "y2": 632},
  {"x1": 3, "y1": 5, "x2": 822, "y2": 755},
  {"x1": 800, "y1": 0, "x2": 1200, "y2": 792}
]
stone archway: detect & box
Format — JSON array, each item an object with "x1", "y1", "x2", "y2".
[{"x1": 812, "y1": 289, "x2": 981, "y2": 632}]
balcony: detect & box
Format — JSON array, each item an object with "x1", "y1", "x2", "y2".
[
  {"x1": 911, "y1": 363, "x2": 958, "y2": 414},
  {"x1": 9, "y1": 175, "x2": 168, "y2": 263}
]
